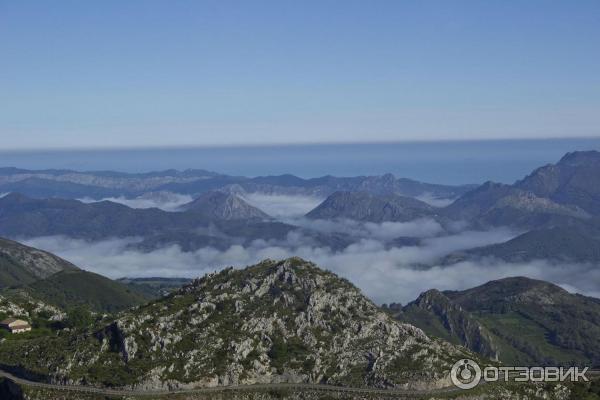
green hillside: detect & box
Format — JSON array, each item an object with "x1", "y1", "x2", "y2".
[
  {"x1": 0, "y1": 253, "x2": 39, "y2": 287},
  {"x1": 0, "y1": 237, "x2": 78, "y2": 288},
  {"x1": 22, "y1": 269, "x2": 151, "y2": 313},
  {"x1": 397, "y1": 277, "x2": 600, "y2": 367}
]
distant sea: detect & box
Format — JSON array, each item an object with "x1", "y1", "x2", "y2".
[{"x1": 1, "y1": 137, "x2": 599, "y2": 185}]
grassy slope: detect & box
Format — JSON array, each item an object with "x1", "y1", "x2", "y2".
[
  {"x1": 472, "y1": 311, "x2": 590, "y2": 366},
  {"x1": 399, "y1": 278, "x2": 600, "y2": 367},
  {"x1": 0, "y1": 254, "x2": 38, "y2": 288},
  {"x1": 24, "y1": 270, "x2": 152, "y2": 313}
]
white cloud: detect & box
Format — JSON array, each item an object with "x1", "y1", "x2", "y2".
[
  {"x1": 287, "y1": 217, "x2": 446, "y2": 240},
  {"x1": 21, "y1": 226, "x2": 528, "y2": 305},
  {"x1": 415, "y1": 192, "x2": 456, "y2": 208},
  {"x1": 240, "y1": 193, "x2": 324, "y2": 218},
  {"x1": 78, "y1": 192, "x2": 193, "y2": 211}
]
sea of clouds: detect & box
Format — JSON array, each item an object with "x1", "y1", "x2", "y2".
[
  {"x1": 26, "y1": 193, "x2": 600, "y2": 305},
  {"x1": 24, "y1": 228, "x2": 600, "y2": 305}
]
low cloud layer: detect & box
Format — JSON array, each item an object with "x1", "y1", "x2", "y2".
[
  {"x1": 286, "y1": 217, "x2": 447, "y2": 240},
  {"x1": 78, "y1": 192, "x2": 193, "y2": 211},
  {"x1": 77, "y1": 192, "x2": 324, "y2": 217},
  {"x1": 25, "y1": 225, "x2": 599, "y2": 307},
  {"x1": 415, "y1": 193, "x2": 456, "y2": 208},
  {"x1": 19, "y1": 191, "x2": 599, "y2": 306},
  {"x1": 240, "y1": 193, "x2": 324, "y2": 218}
]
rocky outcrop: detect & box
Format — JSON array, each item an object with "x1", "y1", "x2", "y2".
[{"x1": 0, "y1": 294, "x2": 65, "y2": 321}]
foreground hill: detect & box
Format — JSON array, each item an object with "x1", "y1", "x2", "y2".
[
  {"x1": 306, "y1": 191, "x2": 436, "y2": 222},
  {"x1": 395, "y1": 277, "x2": 600, "y2": 367},
  {"x1": 0, "y1": 258, "x2": 471, "y2": 390},
  {"x1": 0, "y1": 237, "x2": 78, "y2": 288}
]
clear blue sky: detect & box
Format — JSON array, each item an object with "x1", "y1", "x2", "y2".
[{"x1": 1, "y1": 0, "x2": 599, "y2": 149}]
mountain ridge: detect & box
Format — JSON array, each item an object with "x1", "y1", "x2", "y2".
[
  {"x1": 0, "y1": 237, "x2": 79, "y2": 288},
  {"x1": 0, "y1": 168, "x2": 472, "y2": 202}
]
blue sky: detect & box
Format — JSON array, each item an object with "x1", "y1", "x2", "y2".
[{"x1": 1, "y1": 0, "x2": 599, "y2": 149}]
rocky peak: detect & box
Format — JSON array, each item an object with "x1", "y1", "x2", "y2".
[
  {"x1": 183, "y1": 191, "x2": 270, "y2": 220},
  {"x1": 409, "y1": 289, "x2": 453, "y2": 309}
]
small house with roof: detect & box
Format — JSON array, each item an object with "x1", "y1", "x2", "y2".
[{"x1": 0, "y1": 318, "x2": 32, "y2": 333}]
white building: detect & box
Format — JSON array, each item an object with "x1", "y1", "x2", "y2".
[{"x1": 0, "y1": 318, "x2": 32, "y2": 334}]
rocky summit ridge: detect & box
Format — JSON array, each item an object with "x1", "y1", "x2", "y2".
[{"x1": 0, "y1": 258, "x2": 471, "y2": 391}]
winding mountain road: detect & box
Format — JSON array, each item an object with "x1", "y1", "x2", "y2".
[
  {"x1": 2, "y1": 368, "x2": 598, "y2": 398},
  {"x1": 0, "y1": 368, "x2": 463, "y2": 398}
]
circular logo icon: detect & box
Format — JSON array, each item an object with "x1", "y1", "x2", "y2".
[{"x1": 450, "y1": 359, "x2": 482, "y2": 389}]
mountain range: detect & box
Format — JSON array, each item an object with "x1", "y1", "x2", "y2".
[
  {"x1": 0, "y1": 168, "x2": 471, "y2": 202},
  {"x1": 0, "y1": 192, "x2": 343, "y2": 252},
  {"x1": 1, "y1": 151, "x2": 600, "y2": 263},
  {"x1": 307, "y1": 151, "x2": 600, "y2": 263}
]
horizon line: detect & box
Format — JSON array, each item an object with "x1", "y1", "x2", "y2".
[{"x1": 1, "y1": 135, "x2": 600, "y2": 153}]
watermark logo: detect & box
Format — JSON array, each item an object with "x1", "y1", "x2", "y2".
[
  {"x1": 451, "y1": 359, "x2": 589, "y2": 390},
  {"x1": 451, "y1": 359, "x2": 482, "y2": 389}
]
